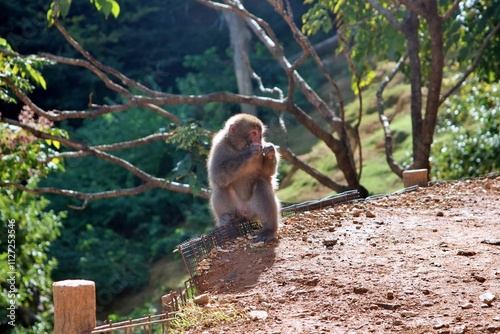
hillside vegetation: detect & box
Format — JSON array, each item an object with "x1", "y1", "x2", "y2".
[{"x1": 278, "y1": 61, "x2": 415, "y2": 202}]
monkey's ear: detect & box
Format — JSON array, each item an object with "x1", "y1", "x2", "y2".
[{"x1": 229, "y1": 124, "x2": 236, "y2": 134}]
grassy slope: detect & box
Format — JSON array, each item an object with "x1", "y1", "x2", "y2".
[{"x1": 277, "y1": 61, "x2": 418, "y2": 202}]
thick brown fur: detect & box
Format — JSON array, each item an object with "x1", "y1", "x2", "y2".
[{"x1": 207, "y1": 113, "x2": 280, "y2": 242}]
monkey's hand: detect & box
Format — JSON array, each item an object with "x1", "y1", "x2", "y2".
[
  {"x1": 262, "y1": 144, "x2": 275, "y2": 160},
  {"x1": 248, "y1": 144, "x2": 263, "y2": 159}
]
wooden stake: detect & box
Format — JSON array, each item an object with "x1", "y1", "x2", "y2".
[
  {"x1": 53, "y1": 280, "x2": 96, "y2": 334},
  {"x1": 402, "y1": 169, "x2": 429, "y2": 188}
]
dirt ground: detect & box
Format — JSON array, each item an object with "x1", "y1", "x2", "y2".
[{"x1": 193, "y1": 177, "x2": 500, "y2": 334}]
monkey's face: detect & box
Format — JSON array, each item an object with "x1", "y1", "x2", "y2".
[
  {"x1": 248, "y1": 127, "x2": 262, "y2": 147},
  {"x1": 228, "y1": 123, "x2": 263, "y2": 150}
]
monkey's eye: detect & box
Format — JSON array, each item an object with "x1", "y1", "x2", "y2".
[{"x1": 250, "y1": 130, "x2": 259, "y2": 137}]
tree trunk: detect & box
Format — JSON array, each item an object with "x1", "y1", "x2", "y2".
[
  {"x1": 415, "y1": 0, "x2": 444, "y2": 172},
  {"x1": 404, "y1": 10, "x2": 424, "y2": 171},
  {"x1": 224, "y1": 11, "x2": 256, "y2": 115}
]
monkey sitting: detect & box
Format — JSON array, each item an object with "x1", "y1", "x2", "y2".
[{"x1": 207, "y1": 113, "x2": 281, "y2": 242}]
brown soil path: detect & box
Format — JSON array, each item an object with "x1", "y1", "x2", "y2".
[{"x1": 194, "y1": 177, "x2": 500, "y2": 333}]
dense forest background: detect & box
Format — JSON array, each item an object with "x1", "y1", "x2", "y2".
[{"x1": 0, "y1": 0, "x2": 498, "y2": 332}]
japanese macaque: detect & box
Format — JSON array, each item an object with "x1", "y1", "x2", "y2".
[{"x1": 207, "y1": 113, "x2": 281, "y2": 242}]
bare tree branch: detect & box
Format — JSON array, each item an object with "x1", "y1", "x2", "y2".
[
  {"x1": 2, "y1": 0, "x2": 371, "y2": 203},
  {"x1": 338, "y1": 29, "x2": 363, "y2": 181},
  {"x1": 8, "y1": 76, "x2": 287, "y2": 122},
  {"x1": 398, "y1": 0, "x2": 427, "y2": 18},
  {"x1": 52, "y1": 18, "x2": 167, "y2": 98},
  {"x1": 367, "y1": 0, "x2": 404, "y2": 33},
  {"x1": 204, "y1": 0, "x2": 345, "y2": 133},
  {"x1": 0, "y1": 181, "x2": 157, "y2": 210},
  {"x1": 1, "y1": 117, "x2": 211, "y2": 200},
  {"x1": 376, "y1": 53, "x2": 408, "y2": 177},
  {"x1": 443, "y1": 0, "x2": 461, "y2": 22},
  {"x1": 439, "y1": 21, "x2": 500, "y2": 105},
  {"x1": 39, "y1": 53, "x2": 133, "y2": 98},
  {"x1": 47, "y1": 133, "x2": 173, "y2": 160},
  {"x1": 271, "y1": 0, "x2": 346, "y2": 121},
  {"x1": 279, "y1": 147, "x2": 349, "y2": 193}
]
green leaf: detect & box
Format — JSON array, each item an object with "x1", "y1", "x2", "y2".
[
  {"x1": 91, "y1": 0, "x2": 120, "y2": 19},
  {"x1": 59, "y1": 0, "x2": 72, "y2": 17},
  {"x1": 110, "y1": 0, "x2": 120, "y2": 18}
]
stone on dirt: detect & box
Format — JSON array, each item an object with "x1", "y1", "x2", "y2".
[
  {"x1": 479, "y1": 291, "x2": 496, "y2": 305},
  {"x1": 194, "y1": 294, "x2": 210, "y2": 306},
  {"x1": 249, "y1": 310, "x2": 268, "y2": 321}
]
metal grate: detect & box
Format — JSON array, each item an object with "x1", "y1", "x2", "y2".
[{"x1": 176, "y1": 220, "x2": 261, "y2": 278}]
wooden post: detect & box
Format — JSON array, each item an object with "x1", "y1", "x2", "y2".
[
  {"x1": 402, "y1": 169, "x2": 429, "y2": 188},
  {"x1": 53, "y1": 280, "x2": 96, "y2": 334}
]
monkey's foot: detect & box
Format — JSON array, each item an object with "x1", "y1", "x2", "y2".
[{"x1": 254, "y1": 229, "x2": 277, "y2": 242}]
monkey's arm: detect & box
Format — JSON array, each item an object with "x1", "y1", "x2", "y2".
[{"x1": 209, "y1": 144, "x2": 261, "y2": 187}]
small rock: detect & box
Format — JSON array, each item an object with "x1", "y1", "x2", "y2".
[
  {"x1": 257, "y1": 293, "x2": 268, "y2": 302},
  {"x1": 249, "y1": 310, "x2": 268, "y2": 321},
  {"x1": 323, "y1": 239, "x2": 337, "y2": 247},
  {"x1": 260, "y1": 302, "x2": 271, "y2": 308},
  {"x1": 392, "y1": 320, "x2": 403, "y2": 326},
  {"x1": 354, "y1": 286, "x2": 369, "y2": 294},
  {"x1": 401, "y1": 310, "x2": 419, "y2": 317},
  {"x1": 194, "y1": 294, "x2": 210, "y2": 306},
  {"x1": 436, "y1": 211, "x2": 444, "y2": 217},
  {"x1": 366, "y1": 211, "x2": 376, "y2": 218},
  {"x1": 457, "y1": 250, "x2": 476, "y2": 256},
  {"x1": 422, "y1": 301, "x2": 433, "y2": 307},
  {"x1": 473, "y1": 275, "x2": 486, "y2": 283},
  {"x1": 387, "y1": 291, "x2": 394, "y2": 300},
  {"x1": 451, "y1": 325, "x2": 467, "y2": 334},
  {"x1": 434, "y1": 322, "x2": 449, "y2": 329},
  {"x1": 376, "y1": 303, "x2": 400, "y2": 310},
  {"x1": 479, "y1": 291, "x2": 496, "y2": 305},
  {"x1": 460, "y1": 302, "x2": 473, "y2": 309},
  {"x1": 487, "y1": 325, "x2": 500, "y2": 332},
  {"x1": 481, "y1": 239, "x2": 500, "y2": 245}
]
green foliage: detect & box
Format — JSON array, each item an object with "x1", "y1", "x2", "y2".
[
  {"x1": 0, "y1": 109, "x2": 66, "y2": 332},
  {"x1": 175, "y1": 47, "x2": 235, "y2": 127},
  {"x1": 0, "y1": 39, "x2": 51, "y2": 103},
  {"x1": 303, "y1": 0, "x2": 405, "y2": 92},
  {"x1": 47, "y1": 0, "x2": 120, "y2": 26},
  {"x1": 0, "y1": 188, "x2": 65, "y2": 333},
  {"x1": 167, "y1": 122, "x2": 211, "y2": 195},
  {"x1": 45, "y1": 106, "x2": 212, "y2": 297},
  {"x1": 432, "y1": 77, "x2": 499, "y2": 180},
  {"x1": 0, "y1": 106, "x2": 66, "y2": 185},
  {"x1": 302, "y1": 0, "x2": 500, "y2": 87},
  {"x1": 455, "y1": 0, "x2": 500, "y2": 82},
  {"x1": 170, "y1": 304, "x2": 244, "y2": 332}
]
